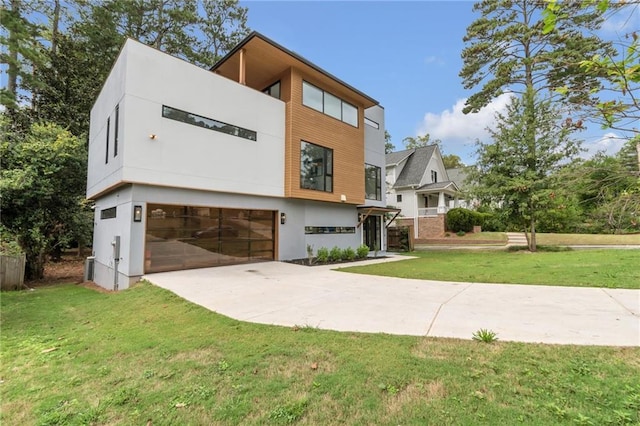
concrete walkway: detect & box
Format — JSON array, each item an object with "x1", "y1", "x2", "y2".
[{"x1": 145, "y1": 256, "x2": 639, "y2": 347}]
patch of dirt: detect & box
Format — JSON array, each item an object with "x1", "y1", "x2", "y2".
[{"x1": 25, "y1": 255, "x2": 84, "y2": 287}]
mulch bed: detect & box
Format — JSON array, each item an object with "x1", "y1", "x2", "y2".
[{"x1": 285, "y1": 256, "x2": 388, "y2": 267}]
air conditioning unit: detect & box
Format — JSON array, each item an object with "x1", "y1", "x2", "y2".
[{"x1": 84, "y1": 256, "x2": 95, "y2": 281}]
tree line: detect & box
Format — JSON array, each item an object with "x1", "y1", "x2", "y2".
[{"x1": 1, "y1": 0, "x2": 250, "y2": 279}]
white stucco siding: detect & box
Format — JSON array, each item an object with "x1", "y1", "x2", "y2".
[
  {"x1": 87, "y1": 45, "x2": 128, "y2": 199},
  {"x1": 303, "y1": 202, "x2": 361, "y2": 252},
  {"x1": 364, "y1": 105, "x2": 386, "y2": 207},
  {"x1": 87, "y1": 39, "x2": 286, "y2": 200}
]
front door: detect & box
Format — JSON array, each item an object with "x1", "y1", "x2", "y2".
[{"x1": 363, "y1": 215, "x2": 381, "y2": 251}]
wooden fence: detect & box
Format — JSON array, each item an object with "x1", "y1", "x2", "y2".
[
  {"x1": 387, "y1": 225, "x2": 414, "y2": 252},
  {"x1": 1, "y1": 254, "x2": 26, "y2": 291}
]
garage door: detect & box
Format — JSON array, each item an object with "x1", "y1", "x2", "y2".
[{"x1": 145, "y1": 204, "x2": 276, "y2": 273}]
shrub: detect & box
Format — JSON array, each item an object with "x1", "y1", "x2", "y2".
[
  {"x1": 316, "y1": 247, "x2": 329, "y2": 263},
  {"x1": 446, "y1": 208, "x2": 474, "y2": 233},
  {"x1": 456, "y1": 230, "x2": 466, "y2": 237},
  {"x1": 342, "y1": 247, "x2": 356, "y2": 261},
  {"x1": 329, "y1": 246, "x2": 343, "y2": 262},
  {"x1": 356, "y1": 244, "x2": 370, "y2": 259}
]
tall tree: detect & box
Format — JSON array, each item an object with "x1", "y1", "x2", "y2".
[
  {"x1": 0, "y1": 120, "x2": 90, "y2": 279},
  {"x1": 460, "y1": 0, "x2": 613, "y2": 248},
  {"x1": 0, "y1": 0, "x2": 46, "y2": 113},
  {"x1": 468, "y1": 91, "x2": 582, "y2": 250},
  {"x1": 460, "y1": 0, "x2": 613, "y2": 115},
  {"x1": 384, "y1": 130, "x2": 395, "y2": 154},
  {"x1": 402, "y1": 133, "x2": 440, "y2": 149},
  {"x1": 195, "y1": 0, "x2": 250, "y2": 66}
]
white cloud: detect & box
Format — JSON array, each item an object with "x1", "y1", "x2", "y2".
[
  {"x1": 424, "y1": 55, "x2": 445, "y2": 66},
  {"x1": 581, "y1": 132, "x2": 627, "y2": 158},
  {"x1": 414, "y1": 93, "x2": 513, "y2": 162},
  {"x1": 601, "y1": 5, "x2": 640, "y2": 35}
]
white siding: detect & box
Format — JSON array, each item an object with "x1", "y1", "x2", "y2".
[
  {"x1": 87, "y1": 39, "x2": 286, "y2": 200},
  {"x1": 363, "y1": 105, "x2": 386, "y2": 207}
]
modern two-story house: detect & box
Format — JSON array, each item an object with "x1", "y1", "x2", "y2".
[
  {"x1": 386, "y1": 145, "x2": 460, "y2": 239},
  {"x1": 87, "y1": 32, "x2": 391, "y2": 290}
]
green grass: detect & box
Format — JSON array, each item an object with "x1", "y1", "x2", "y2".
[
  {"x1": 342, "y1": 249, "x2": 640, "y2": 289},
  {"x1": 2, "y1": 283, "x2": 639, "y2": 425}
]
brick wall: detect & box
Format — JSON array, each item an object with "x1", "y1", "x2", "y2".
[{"x1": 394, "y1": 216, "x2": 446, "y2": 239}]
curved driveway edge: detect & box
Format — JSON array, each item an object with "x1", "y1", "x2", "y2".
[{"x1": 145, "y1": 257, "x2": 640, "y2": 347}]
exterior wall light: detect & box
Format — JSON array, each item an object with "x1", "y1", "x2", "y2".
[
  {"x1": 280, "y1": 212, "x2": 286, "y2": 225},
  {"x1": 149, "y1": 134, "x2": 157, "y2": 140},
  {"x1": 133, "y1": 205, "x2": 143, "y2": 222}
]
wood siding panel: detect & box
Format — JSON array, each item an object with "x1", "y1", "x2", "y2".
[{"x1": 285, "y1": 68, "x2": 365, "y2": 205}]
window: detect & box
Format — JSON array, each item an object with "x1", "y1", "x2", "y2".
[
  {"x1": 365, "y1": 164, "x2": 381, "y2": 200},
  {"x1": 263, "y1": 81, "x2": 281, "y2": 99},
  {"x1": 100, "y1": 207, "x2": 116, "y2": 219},
  {"x1": 114, "y1": 104, "x2": 119, "y2": 157},
  {"x1": 396, "y1": 194, "x2": 402, "y2": 203},
  {"x1": 302, "y1": 81, "x2": 359, "y2": 127},
  {"x1": 305, "y1": 226, "x2": 355, "y2": 234},
  {"x1": 364, "y1": 117, "x2": 379, "y2": 129},
  {"x1": 342, "y1": 102, "x2": 358, "y2": 127},
  {"x1": 105, "y1": 117, "x2": 110, "y2": 164},
  {"x1": 324, "y1": 92, "x2": 342, "y2": 120},
  {"x1": 431, "y1": 170, "x2": 438, "y2": 183},
  {"x1": 162, "y1": 105, "x2": 257, "y2": 141},
  {"x1": 300, "y1": 141, "x2": 333, "y2": 192},
  {"x1": 302, "y1": 81, "x2": 323, "y2": 111}
]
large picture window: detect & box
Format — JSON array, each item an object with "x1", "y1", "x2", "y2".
[
  {"x1": 302, "y1": 81, "x2": 359, "y2": 127},
  {"x1": 162, "y1": 105, "x2": 257, "y2": 141},
  {"x1": 300, "y1": 141, "x2": 333, "y2": 192},
  {"x1": 365, "y1": 164, "x2": 382, "y2": 200}
]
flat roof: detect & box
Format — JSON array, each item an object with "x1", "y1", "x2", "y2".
[{"x1": 211, "y1": 31, "x2": 378, "y2": 108}]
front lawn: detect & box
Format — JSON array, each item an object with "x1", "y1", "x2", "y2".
[
  {"x1": 1, "y1": 283, "x2": 639, "y2": 425},
  {"x1": 536, "y1": 233, "x2": 640, "y2": 245},
  {"x1": 342, "y1": 249, "x2": 640, "y2": 289}
]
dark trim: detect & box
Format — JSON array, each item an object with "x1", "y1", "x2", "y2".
[
  {"x1": 100, "y1": 206, "x2": 117, "y2": 219},
  {"x1": 364, "y1": 117, "x2": 379, "y2": 129},
  {"x1": 114, "y1": 104, "x2": 119, "y2": 157},
  {"x1": 162, "y1": 105, "x2": 257, "y2": 142},
  {"x1": 211, "y1": 31, "x2": 378, "y2": 106},
  {"x1": 105, "y1": 117, "x2": 110, "y2": 164}
]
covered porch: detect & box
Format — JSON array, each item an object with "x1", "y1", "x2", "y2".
[{"x1": 416, "y1": 182, "x2": 459, "y2": 217}]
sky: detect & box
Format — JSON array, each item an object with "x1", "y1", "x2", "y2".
[{"x1": 242, "y1": 0, "x2": 638, "y2": 165}]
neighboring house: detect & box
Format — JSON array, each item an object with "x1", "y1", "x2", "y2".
[
  {"x1": 87, "y1": 32, "x2": 392, "y2": 290},
  {"x1": 386, "y1": 145, "x2": 460, "y2": 239},
  {"x1": 445, "y1": 167, "x2": 471, "y2": 209}
]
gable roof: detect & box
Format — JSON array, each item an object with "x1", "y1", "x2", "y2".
[
  {"x1": 446, "y1": 167, "x2": 469, "y2": 188},
  {"x1": 385, "y1": 149, "x2": 415, "y2": 167},
  {"x1": 390, "y1": 145, "x2": 437, "y2": 188}
]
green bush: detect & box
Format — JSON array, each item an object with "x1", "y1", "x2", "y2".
[
  {"x1": 356, "y1": 244, "x2": 370, "y2": 259},
  {"x1": 446, "y1": 208, "x2": 474, "y2": 233},
  {"x1": 342, "y1": 247, "x2": 356, "y2": 261},
  {"x1": 316, "y1": 247, "x2": 329, "y2": 263},
  {"x1": 329, "y1": 246, "x2": 343, "y2": 262}
]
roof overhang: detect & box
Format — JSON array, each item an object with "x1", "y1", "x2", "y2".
[
  {"x1": 211, "y1": 31, "x2": 378, "y2": 108},
  {"x1": 357, "y1": 206, "x2": 402, "y2": 228},
  {"x1": 415, "y1": 181, "x2": 459, "y2": 194}
]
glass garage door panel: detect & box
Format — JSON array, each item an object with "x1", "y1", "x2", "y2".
[{"x1": 145, "y1": 204, "x2": 275, "y2": 273}]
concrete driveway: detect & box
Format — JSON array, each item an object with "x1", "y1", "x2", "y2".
[{"x1": 145, "y1": 256, "x2": 639, "y2": 347}]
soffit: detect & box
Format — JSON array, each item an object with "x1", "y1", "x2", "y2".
[{"x1": 211, "y1": 32, "x2": 378, "y2": 108}]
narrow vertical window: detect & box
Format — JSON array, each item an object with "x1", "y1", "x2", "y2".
[
  {"x1": 105, "y1": 117, "x2": 110, "y2": 164},
  {"x1": 114, "y1": 104, "x2": 119, "y2": 157},
  {"x1": 365, "y1": 164, "x2": 382, "y2": 201}
]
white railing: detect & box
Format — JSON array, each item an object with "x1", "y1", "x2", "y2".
[{"x1": 417, "y1": 206, "x2": 449, "y2": 217}]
